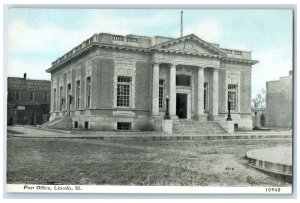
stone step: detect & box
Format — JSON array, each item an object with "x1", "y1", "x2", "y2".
[{"x1": 173, "y1": 120, "x2": 226, "y2": 134}]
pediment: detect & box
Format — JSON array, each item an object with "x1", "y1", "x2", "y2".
[{"x1": 152, "y1": 34, "x2": 226, "y2": 56}]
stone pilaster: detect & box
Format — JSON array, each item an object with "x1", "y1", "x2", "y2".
[
  {"x1": 152, "y1": 63, "x2": 160, "y2": 116},
  {"x1": 212, "y1": 69, "x2": 219, "y2": 117},
  {"x1": 197, "y1": 67, "x2": 205, "y2": 119},
  {"x1": 169, "y1": 64, "x2": 176, "y2": 117}
]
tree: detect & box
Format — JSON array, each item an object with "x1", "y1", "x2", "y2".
[{"x1": 252, "y1": 89, "x2": 266, "y2": 108}]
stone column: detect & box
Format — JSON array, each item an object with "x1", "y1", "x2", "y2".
[
  {"x1": 197, "y1": 67, "x2": 204, "y2": 118},
  {"x1": 169, "y1": 64, "x2": 176, "y2": 117},
  {"x1": 152, "y1": 63, "x2": 159, "y2": 116},
  {"x1": 212, "y1": 69, "x2": 219, "y2": 117}
]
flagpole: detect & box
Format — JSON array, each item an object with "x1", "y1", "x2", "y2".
[{"x1": 181, "y1": 11, "x2": 183, "y2": 37}]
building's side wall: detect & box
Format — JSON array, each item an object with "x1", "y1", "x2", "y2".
[
  {"x1": 49, "y1": 47, "x2": 153, "y2": 130},
  {"x1": 266, "y1": 75, "x2": 292, "y2": 128},
  {"x1": 222, "y1": 62, "x2": 252, "y2": 130}
]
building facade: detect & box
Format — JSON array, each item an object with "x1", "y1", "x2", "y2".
[
  {"x1": 7, "y1": 76, "x2": 51, "y2": 125},
  {"x1": 266, "y1": 71, "x2": 293, "y2": 128},
  {"x1": 46, "y1": 33, "x2": 258, "y2": 131}
]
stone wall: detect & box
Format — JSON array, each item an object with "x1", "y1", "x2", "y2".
[
  {"x1": 266, "y1": 73, "x2": 292, "y2": 128},
  {"x1": 135, "y1": 61, "x2": 152, "y2": 112},
  {"x1": 240, "y1": 67, "x2": 252, "y2": 113},
  {"x1": 93, "y1": 58, "x2": 115, "y2": 109}
]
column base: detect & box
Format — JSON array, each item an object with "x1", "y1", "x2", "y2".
[
  {"x1": 151, "y1": 115, "x2": 161, "y2": 119},
  {"x1": 208, "y1": 115, "x2": 222, "y2": 121},
  {"x1": 170, "y1": 115, "x2": 178, "y2": 120},
  {"x1": 194, "y1": 115, "x2": 207, "y2": 121}
]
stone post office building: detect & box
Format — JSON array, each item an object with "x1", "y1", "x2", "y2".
[{"x1": 46, "y1": 33, "x2": 258, "y2": 132}]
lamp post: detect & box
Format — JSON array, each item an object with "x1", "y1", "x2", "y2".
[
  {"x1": 164, "y1": 95, "x2": 170, "y2": 119},
  {"x1": 226, "y1": 98, "x2": 232, "y2": 121}
]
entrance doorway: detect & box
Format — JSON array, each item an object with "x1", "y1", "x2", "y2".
[{"x1": 176, "y1": 93, "x2": 187, "y2": 119}]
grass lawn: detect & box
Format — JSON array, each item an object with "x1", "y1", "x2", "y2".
[{"x1": 7, "y1": 137, "x2": 292, "y2": 186}]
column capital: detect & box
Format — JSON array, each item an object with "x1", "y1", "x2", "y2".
[
  {"x1": 152, "y1": 62, "x2": 160, "y2": 66},
  {"x1": 197, "y1": 66, "x2": 205, "y2": 69},
  {"x1": 198, "y1": 66, "x2": 205, "y2": 71},
  {"x1": 169, "y1": 63, "x2": 178, "y2": 68}
]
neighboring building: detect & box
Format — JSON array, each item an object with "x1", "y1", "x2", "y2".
[
  {"x1": 251, "y1": 107, "x2": 266, "y2": 128},
  {"x1": 46, "y1": 33, "x2": 258, "y2": 131},
  {"x1": 7, "y1": 75, "x2": 51, "y2": 125},
  {"x1": 265, "y1": 71, "x2": 293, "y2": 128}
]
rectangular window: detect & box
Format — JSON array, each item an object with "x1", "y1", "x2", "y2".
[
  {"x1": 204, "y1": 82, "x2": 208, "y2": 110},
  {"x1": 53, "y1": 88, "x2": 57, "y2": 111},
  {"x1": 117, "y1": 122, "x2": 131, "y2": 130},
  {"x1": 67, "y1": 83, "x2": 72, "y2": 105},
  {"x1": 228, "y1": 84, "x2": 237, "y2": 110},
  {"x1": 84, "y1": 121, "x2": 89, "y2": 129},
  {"x1": 159, "y1": 80, "x2": 164, "y2": 109},
  {"x1": 15, "y1": 92, "x2": 20, "y2": 101},
  {"x1": 176, "y1": 75, "x2": 190, "y2": 86},
  {"x1": 29, "y1": 92, "x2": 34, "y2": 101},
  {"x1": 76, "y1": 80, "x2": 80, "y2": 109},
  {"x1": 44, "y1": 92, "x2": 48, "y2": 101},
  {"x1": 117, "y1": 76, "x2": 131, "y2": 107},
  {"x1": 74, "y1": 121, "x2": 78, "y2": 129},
  {"x1": 60, "y1": 86, "x2": 63, "y2": 111},
  {"x1": 86, "y1": 77, "x2": 91, "y2": 108}
]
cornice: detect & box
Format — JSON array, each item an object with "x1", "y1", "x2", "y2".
[
  {"x1": 222, "y1": 57, "x2": 259, "y2": 65},
  {"x1": 47, "y1": 42, "x2": 259, "y2": 73}
]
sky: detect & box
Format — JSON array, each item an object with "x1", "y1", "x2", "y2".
[{"x1": 6, "y1": 8, "x2": 293, "y2": 98}]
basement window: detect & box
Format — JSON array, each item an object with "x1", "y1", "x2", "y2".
[
  {"x1": 234, "y1": 124, "x2": 238, "y2": 130},
  {"x1": 84, "y1": 121, "x2": 89, "y2": 129},
  {"x1": 74, "y1": 121, "x2": 78, "y2": 129},
  {"x1": 117, "y1": 122, "x2": 131, "y2": 131}
]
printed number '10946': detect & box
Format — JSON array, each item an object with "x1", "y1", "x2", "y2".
[{"x1": 265, "y1": 188, "x2": 281, "y2": 192}]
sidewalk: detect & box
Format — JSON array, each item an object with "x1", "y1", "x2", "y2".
[{"x1": 7, "y1": 125, "x2": 292, "y2": 140}]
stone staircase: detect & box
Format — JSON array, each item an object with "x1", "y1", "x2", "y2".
[
  {"x1": 41, "y1": 116, "x2": 72, "y2": 130},
  {"x1": 173, "y1": 119, "x2": 227, "y2": 134}
]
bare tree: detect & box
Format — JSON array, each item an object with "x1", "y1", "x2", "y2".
[{"x1": 252, "y1": 89, "x2": 266, "y2": 108}]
